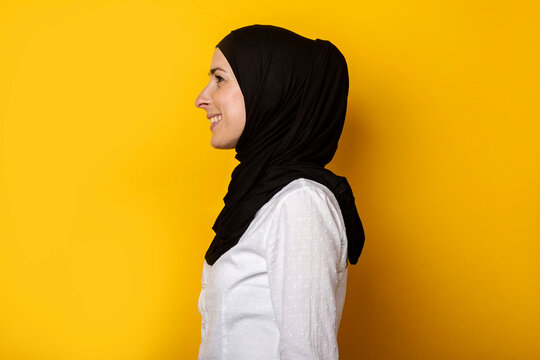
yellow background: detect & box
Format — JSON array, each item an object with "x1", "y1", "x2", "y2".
[{"x1": 1, "y1": 1, "x2": 539, "y2": 359}]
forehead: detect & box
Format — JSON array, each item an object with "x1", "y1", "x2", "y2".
[{"x1": 210, "y1": 48, "x2": 231, "y2": 72}]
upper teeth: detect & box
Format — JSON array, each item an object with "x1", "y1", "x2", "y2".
[{"x1": 210, "y1": 115, "x2": 222, "y2": 123}]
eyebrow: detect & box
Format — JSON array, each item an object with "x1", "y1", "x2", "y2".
[{"x1": 208, "y1": 67, "x2": 227, "y2": 76}]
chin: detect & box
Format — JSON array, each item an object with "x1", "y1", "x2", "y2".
[{"x1": 211, "y1": 139, "x2": 236, "y2": 149}]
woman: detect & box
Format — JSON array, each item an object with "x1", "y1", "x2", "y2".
[{"x1": 194, "y1": 24, "x2": 365, "y2": 360}]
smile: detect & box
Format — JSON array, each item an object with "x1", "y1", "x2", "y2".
[
  {"x1": 210, "y1": 114, "x2": 222, "y2": 123},
  {"x1": 210, "y1": 117, "x2": 222, "y2": 130}
]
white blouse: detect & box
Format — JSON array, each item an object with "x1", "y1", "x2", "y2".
[{"x1": 198, "y1": 178, "x2": 349, "y2": 360}]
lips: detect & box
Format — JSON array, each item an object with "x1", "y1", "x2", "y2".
[
  {"x1": 210, "y1": 118, "x2": 221, "y2": 130},
  {"x1": 209, "y1": 114, "x2": 222, "y2": 130},
  {"x1": 209, "y1": 114, "x2": 222, "y2": 123}
]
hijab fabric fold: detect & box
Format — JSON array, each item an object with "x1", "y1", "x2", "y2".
[{"x1": 205, "y1": 24, "x2": 365, "y2": 266}]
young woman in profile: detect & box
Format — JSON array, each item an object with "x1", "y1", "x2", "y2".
[{"x1": 194, "y1": 24, "x2": 365, "y2": 360}]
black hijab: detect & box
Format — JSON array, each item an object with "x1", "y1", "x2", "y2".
[{"x1": 205, "y1": 24, "x2": 365, "y2": 266}]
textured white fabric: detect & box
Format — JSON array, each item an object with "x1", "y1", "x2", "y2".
[{"x1": 198, "y1": 178, "x2": 349, "y2": 360}]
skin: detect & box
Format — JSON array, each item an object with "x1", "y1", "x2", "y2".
[{"x1": 195, "y1": 47, "x2": 246, "y2": 149}]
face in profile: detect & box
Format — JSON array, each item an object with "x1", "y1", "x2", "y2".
[{"x1": 195, "y1": 47, "x2": 246, "y2": 149}]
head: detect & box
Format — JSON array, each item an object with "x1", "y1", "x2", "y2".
[
  {"x1": 196, "y1": 25, "x2": 349, "y2": 167},
  {"x1": 195, "y1": 47, "x2": 246, "y2": 149}
]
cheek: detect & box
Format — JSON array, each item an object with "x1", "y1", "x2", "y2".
[
  {"x1": 216, "y1": 90, "x2": 245, "y2": 120},
  {"x1": 229, "y1": 88, "x2": 245, "y2": 121},
  {"x1": 214, "y1": 92, "x2": 231, "y2": 115}
]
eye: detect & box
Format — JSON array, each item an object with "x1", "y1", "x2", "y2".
[{"x1": 216, "y1": 75, "x2": 224, "y2": 84}]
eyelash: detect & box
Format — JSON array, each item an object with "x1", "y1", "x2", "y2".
[{"x1": 216, "y1": 75, "x2": 224, "y2": 83}]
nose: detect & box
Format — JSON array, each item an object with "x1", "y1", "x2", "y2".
[{"x1": 195, "y1": 84, "x2": 212, "y2": 109}]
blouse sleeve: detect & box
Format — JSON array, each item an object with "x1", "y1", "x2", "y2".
[{"x1": 265, "y1": 185, "x2": 347, "y2": 360}]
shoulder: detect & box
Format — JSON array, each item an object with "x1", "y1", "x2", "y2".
[
  {"x1": 265, "y1": 178, "x2": 346, "y2": 234},
  {"x1": 271, "y1": 178, "x2": 339, "y2": 208},
  {"x1": 263, "y1": 178, "x2": 348, "y2": 269}
]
